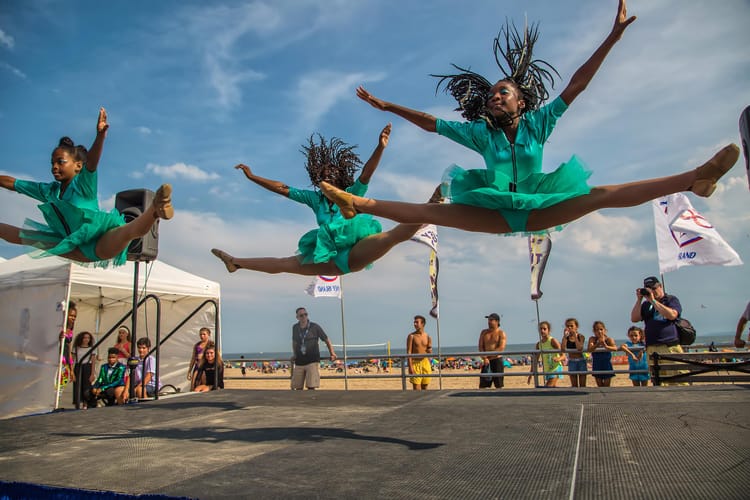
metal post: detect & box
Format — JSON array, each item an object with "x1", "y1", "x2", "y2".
[
  {"x1": 339, "y1": 276, "x2": 348, "y2": 390},
  {"x1": 127, "y1": 261, "x2": 140, "y2": 401}
]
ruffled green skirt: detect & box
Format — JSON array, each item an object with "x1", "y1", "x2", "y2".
[
  {"x1": 20, "y1": 200, "x2": 128, "y2": 268},
  {"x1": 296, "y1": 215, "x2": 382, "y2": 274},
  {"x1": 442, "y1": 155, "x2": 593, "y2": 234}
]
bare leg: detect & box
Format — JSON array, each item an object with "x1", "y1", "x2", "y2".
[
  {"x1": 347, "y1": 223, "x2": 424, "y2": 272},
  {"x1": 322, "y1": 145, "x2": 738, "y2": 234},
  {"x1": 95, "y1": 184, "x2": 174, "y2": 260},
  {"x1": 211, "y1": 250, "x2": 341, "y2": 276},
  {"x1": 0, "y1": 223, "x2": 22, "y2": 244},
  {"x1": 527, "y1": 144, "x2": 740, "y2": 231},
  {"x1": 319, "y1": 182, "x2": 511, "y2": 233},
  {"x1": 212, "y1": 223, "x2": 424, "y2": 276}
]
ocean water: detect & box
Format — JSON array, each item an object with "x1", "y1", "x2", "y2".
[{"x1": 225, "y1": 332, "x2": 736, "y2": 361}]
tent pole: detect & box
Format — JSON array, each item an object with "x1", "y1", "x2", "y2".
[
  {"x1": 54, "y1": 266, "x2": 74, "y2": 410},
  {"x1": 128, "y1": 261, "x2": 140, "y2": 401}
]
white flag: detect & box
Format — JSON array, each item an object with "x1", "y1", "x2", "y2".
[
  {"x1": 410, "y1": 224, "x2": 438, "y2": 253},
  {"x1": 305, "y1": 275, "x2": 342, "y2": 298},
  {"x1": 528, "y1": 233, "x2": 552, "y2": 300},
  {"x1": 652, "y1": 193, "x2": 743, "y2": 274}
]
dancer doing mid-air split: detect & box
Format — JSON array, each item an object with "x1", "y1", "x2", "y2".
[
  {"x1": 320, "y1": 0, "x2": 739, "y2": 236},
  {"x1": 211, "y1": 124, "x2": 437, "y2": 276},
  {"x1": 0, "y1": 108, "x2": 174, "y2": 268}
]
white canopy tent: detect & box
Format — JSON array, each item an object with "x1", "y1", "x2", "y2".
[{"x1": 0, "y1": 253, "x2": 221, "y2": 419}]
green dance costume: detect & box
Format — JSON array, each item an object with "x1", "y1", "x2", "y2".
[
  {"x1": 14, "y1": 167, "x2": 127, "y2": 268},
  {"x1": 288, "y1": 179, "x2": 382, "y2": 274},
  {"x1": 436, "y1": 96, "x2": 592, "y2": 234}
]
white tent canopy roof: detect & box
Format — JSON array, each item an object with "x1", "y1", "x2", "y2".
[{"x1": 0, "y1": 254, "x2": 220, "y2": 300}]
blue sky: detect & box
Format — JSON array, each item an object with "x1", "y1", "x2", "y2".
[{"x1": 1, "y1": 0, "x2": 749, "y2": 354}]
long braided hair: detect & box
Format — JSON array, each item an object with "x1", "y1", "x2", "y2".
[
  {"x1": 432, "y1": 20, "x2": 559, "y2": 129},
  {"x1": 301, "y1": 134, "x2": 362, "y2": 189}
]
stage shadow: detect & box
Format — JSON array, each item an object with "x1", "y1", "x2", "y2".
[{"x1": 54, "y1": 426, "x2": 444, "y2": 451}]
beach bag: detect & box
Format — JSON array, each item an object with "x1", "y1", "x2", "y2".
[{"x1": 674, "y1": 317, "x2": 696, "y2": 345}]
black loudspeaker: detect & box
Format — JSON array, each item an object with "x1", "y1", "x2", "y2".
[{"x1": 115, "y1": 188, "x2": 159, "y2": 262}]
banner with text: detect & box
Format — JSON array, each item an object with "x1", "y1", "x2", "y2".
[
  {"x1": 305, "y1": 275, "x2": 342, "y2": 298},
  {"x1": 652, "y1": 193, "x2": 742, "y2": 274}
]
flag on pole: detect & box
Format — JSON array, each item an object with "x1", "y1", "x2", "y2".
[
  {"x1": 652, "y1": 193, "x2": 743, "y2": 274},
  {"x1": 528, "y1": 233, "x2": 552, "y2": 300},
  {"x1": 428, "y1": 250, "x2": 439, "y2": 318},
  {"x1": 410, "y1": 224, "x2": 438, "y2": 252},
  {"x1": 740, "y1": 105, "x2": 749, "y2": 190},
  {"x1": 305, "y1": 275, "x2": 342, "y2": 298},
  {"x1": 411, "y1": 224, "x2": 440, "y2": 317}
]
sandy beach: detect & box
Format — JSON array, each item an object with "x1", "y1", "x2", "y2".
[{"x1": 224, "y1": 364, "x2": 643, "y2": 390}]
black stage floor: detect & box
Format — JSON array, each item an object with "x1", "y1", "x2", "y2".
[{"x1": 0, "y1": 386, "x2": 748, "y2": 499}]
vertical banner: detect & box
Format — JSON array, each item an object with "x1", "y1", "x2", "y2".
[
  {"x1": 305, "y1": 275, "x2": 342, "y2": 298},
  {"x1": 429, "y1": 250, "x2": 439, "y2": 318},
  {"x1": 652, "y1": 194, "x2": 742, "y2": 274},
  {"x1": 740, "y1": 105, "x2": 749, "y2": 190},
  {"x1": 528, "y1": 233, "x2": 552, "y2": 300}
]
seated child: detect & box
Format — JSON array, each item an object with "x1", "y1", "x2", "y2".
[
  {"x1": 85, "y1": 347, "x2": 127, "y2": 407},
  {"x1": 191, "y1": 342, "x2": 224, "y2": 392},
  {"x1": 133, "y1": 337, "x2": 160, "y2": 399}
]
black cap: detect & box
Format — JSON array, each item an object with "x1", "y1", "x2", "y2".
[
  {"x1": 485, "y1": 313, "x2": 500, "y2": 321},
  {"x1": 643, "y1": 276, "x2": 660, "y2": 288}
]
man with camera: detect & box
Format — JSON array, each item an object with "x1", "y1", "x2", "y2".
[{"x1": 630, "y1": 276, "x2": 684, "y2": 385}]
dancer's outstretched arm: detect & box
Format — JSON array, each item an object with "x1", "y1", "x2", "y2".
[
  {"x1": 235, "y1": 164, "x2": 290, "y2": 198},
  {"x1": 559, "y1": 0, "x2": 636, "y2": 105},
  {"x1": 358, "y1": 123, "x2": 391, "y2": 184},
  {"x1": 356, "y1": 86, "x2": 437, "y2": 133},
  {"x1": 85, "y1": 108, "x2": 109, "y2": 173}
]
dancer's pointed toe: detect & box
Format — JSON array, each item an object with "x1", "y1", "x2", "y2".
[
  {"x1": 691, "y1": 144, "x2": 740, "y2": 197},
  {"x1": 211, "y1": 248, "x2": 238, "y2": 273},
  {"x1": 154, "y1": 184, "x2": 174, "y2": 220},
  {"x1": 320, "y1": 181, "x2": 357, "y2": 219}
]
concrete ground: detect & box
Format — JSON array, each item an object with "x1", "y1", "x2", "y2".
[{"x1": 0, "y1": 385, "x2": 748, "y2": 499}]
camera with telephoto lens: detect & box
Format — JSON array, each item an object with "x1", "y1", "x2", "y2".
[{"x1": 639, "y1": 288, "x2": 650, "y2": 296}]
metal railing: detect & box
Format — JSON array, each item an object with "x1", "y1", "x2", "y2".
[
  {"x1": 652, "y1": 351, "x2": 750, "y2": 385},
  {"x1": 224, "y1": 343, "x2": 748, "y2": 390}
]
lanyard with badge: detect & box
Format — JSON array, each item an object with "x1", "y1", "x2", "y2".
[{"x1": 299, "y1": 325, "x2": 310, "y2": 355}]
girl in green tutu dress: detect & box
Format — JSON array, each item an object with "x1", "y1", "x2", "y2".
[
  {"x1": 320, "y1": 0, "x2": 739, "y2": 236},
  {"x1": 211, "y1": 124, "x2": 432, "y2": 276},
  {"x1": 0, "y1": 108, "x2": 174, "y2": 268}
]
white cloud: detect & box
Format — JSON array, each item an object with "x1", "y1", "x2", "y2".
[
  {"x1": 292, "y1": 71, "x2": 376, "y2": 126},
  {"x1": 136, "y1": 126, "x2": 152, "y2": 135},
  {"x1": 145, "y1": 162, "x2": 220, "y2": 181},
  {"x1": 0, "y1": 61, "x2": 26, "y2": 79},
  {"x1": 0, "y1": 29, "x2": 14, "y2": 50}
]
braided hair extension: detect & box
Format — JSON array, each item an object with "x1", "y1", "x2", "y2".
[
  {"x1": 433, "y1": 20, "x2": 559, "y2": 129},
  {"x1": 301, "y1": 134, "x2": 362, "y2": 189},
  {"x1": 492, "y1": 20, "x2": 559, "y2": 112}
]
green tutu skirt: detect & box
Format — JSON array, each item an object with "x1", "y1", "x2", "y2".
[
  {"x1": 20, "y1": 200, "x2": 128, "y2": 268},
  {"x1": 441, "y1": 155, "x2": 593, "y2": 234},
  {"x1": 296, "y1": 215, "x2": 382, "y2": 274}
]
